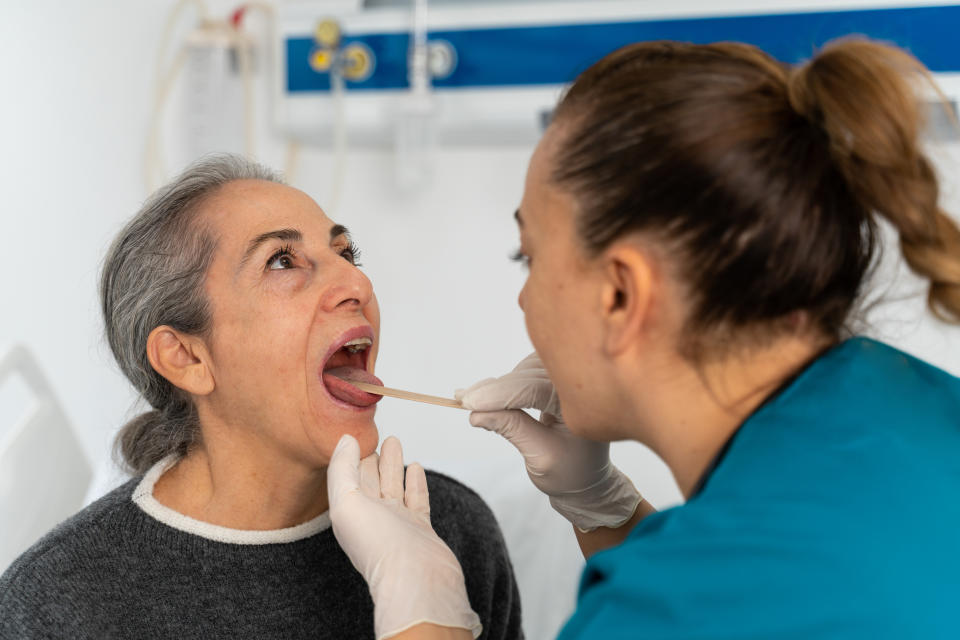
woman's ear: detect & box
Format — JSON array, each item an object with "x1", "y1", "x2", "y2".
[
  {"x1": 599, "y1": 243, "x2": 654, "y2": 356},
  {"x1": 146, "y1": 326, "x2": 215, "y2": 396}
]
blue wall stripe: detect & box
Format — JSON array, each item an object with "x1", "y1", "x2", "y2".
[{"x1": 286, "y1": 5, "x2": 960, "y2": 93}]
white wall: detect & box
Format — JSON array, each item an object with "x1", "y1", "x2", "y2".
[
  {"x1": 2, "y1": 2, "x2": 960, "y2": 639},
  {"x1": 0, "y1": 0, "x2": 174, "y2": 487}
]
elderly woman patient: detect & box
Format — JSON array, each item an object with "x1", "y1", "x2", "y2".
[{"x1": 0, "y1": 155, "x2": 522, "y2": 639}]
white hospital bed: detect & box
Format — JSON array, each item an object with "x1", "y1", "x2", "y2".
[{"x1": 0, "y1": 344, "x2": 92, "y2": 573}]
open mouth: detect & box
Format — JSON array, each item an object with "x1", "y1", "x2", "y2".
[{"x1": 321, "y1": 330, "x2": 384, "y2": 409}]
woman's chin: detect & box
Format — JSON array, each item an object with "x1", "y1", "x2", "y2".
[
  {"x1": 317, "y1": 419, "x2": 379, "y2": 464},
  {"x1": 353, "y1": 423, "x2": 380, "y2": 458},
  {"x1": 309, "y1": 394, "x2": 381, "y2": 461}
]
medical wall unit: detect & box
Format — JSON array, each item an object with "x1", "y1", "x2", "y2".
[{"x1": 277, "y1": 0, "x2": 960, "y2": 149}]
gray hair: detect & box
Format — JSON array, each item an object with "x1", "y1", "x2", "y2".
[{"x1": 101, "y1": 154, "x2": 283, "y2": 475}]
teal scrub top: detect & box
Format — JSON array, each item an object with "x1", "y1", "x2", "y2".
[{"x1": 559, "y1": 337, "x2": 960, "y2": 639}]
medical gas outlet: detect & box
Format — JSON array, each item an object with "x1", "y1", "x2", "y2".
[{"x1": 309, "y1": 18, "x2": 375, "y2": 82}]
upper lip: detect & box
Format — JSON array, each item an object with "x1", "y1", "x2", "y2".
[{"x1": 321, "y1": 325, "x2": 375, "y2": 372}]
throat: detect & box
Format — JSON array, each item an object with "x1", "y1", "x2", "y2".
[
  {"x1": 151, "y1": 447, "x2": 331, "y2": 530},
  {"x1": 640, "y1": 333, "x2": 830, "y2": 499}
]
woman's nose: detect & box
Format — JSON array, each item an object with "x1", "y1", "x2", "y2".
[{"x1": 320, "y1": 258, "x2": 374, "y2": 312}]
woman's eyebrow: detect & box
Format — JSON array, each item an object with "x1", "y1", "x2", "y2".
[
  {"x1": 514, "y1": 209, "x2": 523, "y2": 228},
  {"x1": 329, "y1": 223, "x2": 350, "y2": 242},
  {"x1": 239, "y1": 228, "x2": 302, "y2": 271}
]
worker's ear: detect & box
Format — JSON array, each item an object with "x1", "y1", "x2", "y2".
[
  {"x1": 598, "y1": 242, "x2": 654, "y2": 356},
  {"x1": 146, "y1": 326, "x2": 215, "y2": 396}
]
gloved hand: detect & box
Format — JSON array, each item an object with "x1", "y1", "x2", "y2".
[
  {"x1": 328, "y1": 435, "x2": 482, "y2": 640},
  {"x1": 456, "y1": 353, "x2": 642, "y2": 532}
]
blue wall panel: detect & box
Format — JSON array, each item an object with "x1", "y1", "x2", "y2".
[{"x1": 287, "y1": 5, "x2": 960, "y2": 93}]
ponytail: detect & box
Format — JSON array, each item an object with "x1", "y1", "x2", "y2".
[
  {"x1": 552, "y1": 37, "x2": 959, "y2": 360},
  {"x1": 114, "y1": 396, "x2": 199, "y2": 476},
  {"x1": 788, "y1": 39, "x2": 960, "y2": 323}
]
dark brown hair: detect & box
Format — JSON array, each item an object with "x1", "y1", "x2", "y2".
[{"x1": 551, "y1": 39, "x2": 960, "y2": 354}]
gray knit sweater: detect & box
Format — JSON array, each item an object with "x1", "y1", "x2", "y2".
[{"x1": 0, "y1": 465, "x2": 522, "y2": 639}]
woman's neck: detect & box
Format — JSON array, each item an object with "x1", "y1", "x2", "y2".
[
  {"x1": 634, "y1": 334, "x2": 830, "y2": 499},
  {"x1": 152, "y1": 438, "x2": 329, "y2": 531}
]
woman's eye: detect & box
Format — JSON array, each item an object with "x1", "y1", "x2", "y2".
[
  {"x1": 340, "y1": 242, "x2": 362, "y2": 266},
  {"x1": 510, "y1": 248, "x2": 531, "y2": 269},
  {"x1": 266, "y1": 247, "x2": 296, "y2": 270}
]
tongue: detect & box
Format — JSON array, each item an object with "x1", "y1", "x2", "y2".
[{"x1": 322, "y1": 366, "x2": 384, "y2": 407}]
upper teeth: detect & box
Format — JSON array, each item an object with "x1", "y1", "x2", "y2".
[{"x1": 344, "y1": 337, "x2": 372, "y2": 353}]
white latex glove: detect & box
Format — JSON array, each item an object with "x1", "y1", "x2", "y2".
[
  {"x1": 328, "y1": 435, "x2": 482, "y2": 640},
  {"x1": 456, "y1": 353, "x2": 642, "y2": 532}
]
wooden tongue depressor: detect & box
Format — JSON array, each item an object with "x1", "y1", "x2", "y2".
[{"x1": 348, "y1": 380, "x2": 467, "y2": 410}]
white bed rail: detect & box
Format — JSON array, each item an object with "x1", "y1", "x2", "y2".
[{"x1": 0, "y1": 344, "x2": 92, "y2": 573}]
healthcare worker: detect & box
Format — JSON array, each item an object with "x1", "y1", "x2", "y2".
[{"x1": 326, "y1": 38, "x2": 960, "y2": 639}]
